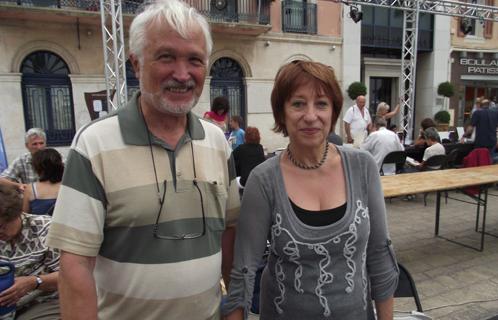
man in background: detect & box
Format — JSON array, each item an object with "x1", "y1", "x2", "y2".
[
  {"x1": 343, "y1": 95, "x2": 371, "y2": 144},
  {"x1": 0, "y1": 128, "x2": 46, "y2": 191}
]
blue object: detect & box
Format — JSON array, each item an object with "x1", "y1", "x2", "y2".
[
  {"x1": 0, "y1": 128, "x2": 7, "y2": 172},
  {"x1": 0, "y1": 262, "x2": 15, "y2": 315}
]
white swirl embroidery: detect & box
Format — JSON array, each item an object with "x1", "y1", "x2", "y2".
[{"x1": 270, "y1": 200, "x2": 370, "y2": 316}]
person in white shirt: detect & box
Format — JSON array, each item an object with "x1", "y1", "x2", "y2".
[
  {"x1": 421, "y1": 127, "x2": 445, "y2": 170},
  {"x1": 343, "y1": 95, "x2": 371, "y2": 144},
  {"x1": 361, "y1": 117, "x2": 404, "y2": 175}
]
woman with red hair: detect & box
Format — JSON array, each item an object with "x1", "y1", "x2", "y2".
[{"x1": 232, "y1": 126, "x2": 266, "y2": 188}]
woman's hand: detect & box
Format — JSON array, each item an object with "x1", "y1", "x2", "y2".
[
  {"x1": 224, "y1": 308, "x2": 244, "y2": 320},
  {"x1": 0, "y1": 276, "x2": 36, "y2": 307}
]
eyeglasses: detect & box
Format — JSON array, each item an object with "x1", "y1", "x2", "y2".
[
  {"x1": 140, "y1": 101, "x2": 206, "y2": 240},
  {"x1": 152, "y1": 179, "x2": 206, "y2": 240}
]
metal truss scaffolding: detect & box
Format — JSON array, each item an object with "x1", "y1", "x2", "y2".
[
  {"x1": 100, "y1": 0, "x2": 127, "y2": 110},
  {"x1": 342, "y1": 0, "x2": 498, "y2": 139},
  {"x1": 100, "y1": 0, "x2": 498, "y2": 135}
]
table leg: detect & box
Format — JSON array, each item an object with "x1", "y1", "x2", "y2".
[
  {"x1": 435, "y1": 190, "x2": 441, "y2": 236},
  {"x1": 479, "y1": 187, "x2": 488, "y2": 252}
]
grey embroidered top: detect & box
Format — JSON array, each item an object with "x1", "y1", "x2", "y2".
[{"x1": 223, "y1": 147, "x2": 399, "y2": 320}]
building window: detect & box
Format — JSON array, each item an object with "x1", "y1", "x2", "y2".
[
  {"x1": 210, "y1": 58, "x2": 246, "y2": 125},
  {"x1": 21, "y1": 51, "x2": 75, "y2": 146},
  {"x1": 282, "y1": 0, "x2": 317, "y2": 34}
]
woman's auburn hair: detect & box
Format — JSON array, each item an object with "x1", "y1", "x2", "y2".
[
  {"x1": 271, "y1": 60, "x2": 343, "y2": 136},
  {"x1": 244, "y1": 126, "x2": 261, "y2": 144}
]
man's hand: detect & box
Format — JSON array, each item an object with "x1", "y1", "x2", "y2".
[
  {"x1": 0, "y1": 276, "x2": 36, "y2": 307},
  {"x1": 347, "y1": 136, "x2": 354, "y2": 144}
]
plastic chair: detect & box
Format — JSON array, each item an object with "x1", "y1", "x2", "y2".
[
  {"x1": 422, "y1": 154, "x2": 447, "y2": 206},
  {"x1": 380, "y1": 151, "x2": 407, "y2": 176},
  {"x1": 395, "y1": 263, "x2": 423, "y2": 313},
  {"x1": 445, "y1": 148, "x2": 461, "y2": 169}
]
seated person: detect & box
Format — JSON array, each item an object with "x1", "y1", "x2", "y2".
[
  {"x1": 360, "y1": 117, "x2": 404, "y2": 175},
  {"x1": 232, "y1": 127, "x2": 266, "y2": 188},
  {"x1": 408, "y1": 127, "x2": 445, "y2": 170},
  {"x1": 22, "y1": 149, "x2": 63, "y2": 215},
  {"x1": 414, "y1": 118, "x2": 437, "y2": 147},
  {"x1": 0, "y1": 128, "x2": 46, "y2": 192},
  {"x1": 0, "y1": 184, "x2": 60, "y2": 319}
]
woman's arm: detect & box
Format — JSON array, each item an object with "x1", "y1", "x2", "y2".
[
  {"x1": 375, "y1": 296, "x2": 394, "y2": 320},
  {"x1": 222, "y1": 168, "x2": 273, "y2": 318},
  {"x1": 364, "y1": 154, "x2": 399, "y2": 304},
  {"x1": 384, "y1": 104, "x2": 400, "y2": 120}
]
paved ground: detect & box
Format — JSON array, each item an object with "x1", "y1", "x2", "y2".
[{"x1": 248, "y1": 189, "x2": 498, "y2": 320}]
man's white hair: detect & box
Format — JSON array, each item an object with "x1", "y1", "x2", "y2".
[
  {"x1": 25, "y1": 128, "x2": 46, "y2": 143},
  {"x1": 129, "y1": 0, "x2": 212, "y2": 64}
]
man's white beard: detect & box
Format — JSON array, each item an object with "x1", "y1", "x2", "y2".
[
  {"x1": 141, "y1": 91, "x2": 198, "y2": 116},
  {"x1": 140, "y1": 80, "x2": 199, "y2": 116}
]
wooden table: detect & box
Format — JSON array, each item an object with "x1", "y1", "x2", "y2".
[{"x1": 381, "y1": 165, "x2": 498, "y2": 251}]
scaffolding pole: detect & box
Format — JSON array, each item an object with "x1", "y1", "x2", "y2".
[{"x1": 100, "y1": 0, "x2": 128, "y2": 110}]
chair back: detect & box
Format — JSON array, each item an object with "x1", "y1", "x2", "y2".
[
  {"x1": 463, "y1": 148, "x2": 492, "y2": 196},
  {"x1": 445, "y1": 148, "x2": 460, "y2": 169},
  {"x1": 423, "y1": 154, "x2": 447, "y2": 170},
  {"x1": 395, "y1": 263, "x2": 424, "y2": 312},
  {"x1": 380, "y1": 151, "x2": 407, "y2": 175}
]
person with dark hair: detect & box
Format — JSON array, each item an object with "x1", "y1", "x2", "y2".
[
  {"x1": 204, "y1": 96, "x2": 230, "y2": 131},
  {"x1": 22, "y1": 148, "x2": 63, "y2": 215},
  {"x1": 0, "y1": 184, "x2": 60, "y2": 319},
  {"x1": 228, "y1": 116, "x2": 245, "y2": 150},
  {"x1": 232, "y1": 126, "x2": 266, "y2": 188},
  {"x1": 224, "y1": 60, "x2": 398, "y2": 320},
  {"x1": 414, "y1": 118, "x2": 436, "y2": 146}
]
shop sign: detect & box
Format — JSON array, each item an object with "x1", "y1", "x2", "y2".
[{"x1": 459, "y1": 58, "x2": 498, "y2": 74}]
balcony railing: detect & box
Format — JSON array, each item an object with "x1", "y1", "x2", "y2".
[
  {"x1": 185, "y1": 0, "x2": 270, "y2": 25},
  {"x1": 1, "y1": 0, "x2": 270, "y2": 24},
  {"x1": 361, "y1": 25, "x2": 433, "y2": 52},
  {"x1": 281, "y1": 0, "x2": 317, "y2": 34}
]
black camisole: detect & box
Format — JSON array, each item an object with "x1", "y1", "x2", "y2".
[{"x1": 290, "y1": 199, "x2": 347, "y2": 227}]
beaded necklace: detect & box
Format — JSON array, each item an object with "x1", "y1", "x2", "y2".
[{"x1": 286, "y1": 142, "x2": 329, "y2": 170}]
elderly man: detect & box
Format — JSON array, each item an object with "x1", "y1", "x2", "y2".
[
  {"x1": 46, "y1": 1, "x2": 240, "y2": 319},
  {"x1": 0, "y1": 128, "x2": 46, "y2": 191},
  {"x1": 361, "y1": 117, "x2": 404, "y2": 175},
  {"x1": 343, "y1": 95, "x2": 371, "y2": 144}
]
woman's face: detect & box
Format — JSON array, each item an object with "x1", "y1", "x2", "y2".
[
  {"x1": 0, "y1": 216, "x2": 22, "y2": 242},
  {"x1": 283, "y1": 83, "x2": 333, "y2": 148}
]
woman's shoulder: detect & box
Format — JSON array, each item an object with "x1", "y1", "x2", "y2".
[
  {"x1": 250, "y1": 154, "x2": 279, "y2": 178},
  {"x1": 337, "y1": 146, "x2": 374, "y2": 161}
]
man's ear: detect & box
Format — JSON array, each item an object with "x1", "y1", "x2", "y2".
[{"x1": 129, "y1": 54, "x2": 140, "y2": 80}]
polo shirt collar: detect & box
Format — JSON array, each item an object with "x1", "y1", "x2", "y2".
[{"x1": 118, "y1": 91, "x2": 206, "y2": 146}]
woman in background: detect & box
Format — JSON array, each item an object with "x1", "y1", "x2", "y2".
[
  {"x1": 376, "y1": 101, "x2": 400, "y2": 121},
  {"x1": 204, "y1": 96, "x2": 230, "y2": 132},
  {"x1": 233, "y1": 126, "x2": 266, "y2": 189},
  {"x1": 223, "y1": 60, "x2": 398, "y2": 320},
  {"x1": 22, "y1": 148, "x2": 63, "y2": 215}
]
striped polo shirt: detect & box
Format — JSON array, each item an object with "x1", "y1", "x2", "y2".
[{"x1": 47, "y1": 93, "x2": 240, "y2": 319}]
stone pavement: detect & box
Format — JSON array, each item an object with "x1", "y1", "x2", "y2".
[{"x1": 248, "y1": 189, "x2": 498, "y2": 320}]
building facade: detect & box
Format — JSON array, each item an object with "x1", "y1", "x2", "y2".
[
  {"x1": 449, "y1": 0, "x2": 497, "y2": 127},
  {"x1": 0, "y1": 0, "x2": 343, "y2": 162}
]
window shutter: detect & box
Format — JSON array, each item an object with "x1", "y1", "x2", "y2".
[{"x1": 483, "y1": 0, "x2": 493, "y2": 38}]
